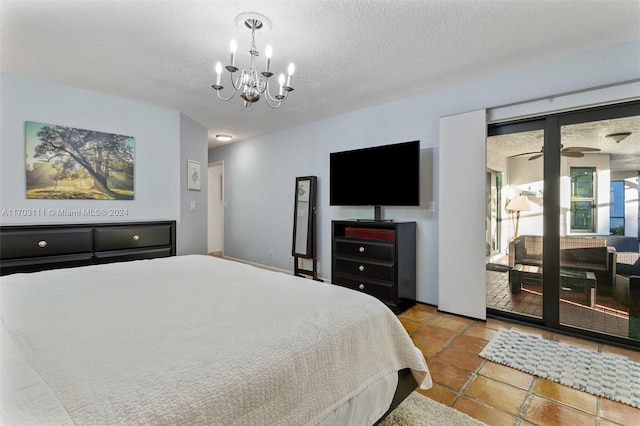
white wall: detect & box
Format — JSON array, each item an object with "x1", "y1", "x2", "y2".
[
  {"x1": 612, "y1": 170, "x2": 640, "y2": 239},
  {"x1": 0, "y1": 74, "x2": 181, "y2": 225},
  {"x1": 208, "y1": 163, "x2": 224, "y2": 253},
  {"x1": 439, "y1": 110, "x2": 487, "y2": 319},
  {"x1": 487, "y1": 149, "x2": 510, "y2": 254},
  {"x1": 178, "y1": 113, "x2": 209, "y2": 255},
  {"x1": 209, "y1": 40, "x2": 640, "y2": 307},
  {"x1": 210, "y1": 104, "x2": 440, "y2": 301}
]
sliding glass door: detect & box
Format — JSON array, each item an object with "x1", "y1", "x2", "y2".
[
  {"x1": 486, "y1": 101, "x2": 640, "y2": 347},
  {"x1": 486, "y1": 121, "x2": 545, "y2": 321},
  {"x1": 557, "y1": 107, "x2": 640, "y2": 342}
]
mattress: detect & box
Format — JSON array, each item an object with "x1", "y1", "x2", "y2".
[{"x1": 1, "y1": 255, "x2": 431, "y2": 425}]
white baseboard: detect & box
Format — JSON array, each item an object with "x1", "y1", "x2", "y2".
[
  {"x1": 222, "y1": 255, "x2": 329, "y2": 283},
  {"x1": 222, "y1": 256, "x2": 293, "y2": 275}
]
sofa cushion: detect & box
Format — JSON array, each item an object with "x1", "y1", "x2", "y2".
[
  {"x1": 602, "y1": 236, "x2": 639, "y2": 253},
  {"x1": 510, "y1": 236, "x2": 611, "y2": 269},
  {"x1": 560, "y1": 247, "x2": 610, "y2": 271},
  {"x1": 559, "y1": 237, "x2": 607, "y2": 250},
  {"x1": 617, "y1": 252, "x2": 640, "y2": 276}
]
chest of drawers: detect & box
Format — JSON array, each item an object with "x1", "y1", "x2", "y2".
[
  {"x1": 0, "y1": 221, "x2": 176, "y2": 275},
  {"x1": 331, "y1": 221, "x2": 416, "y2": 314}
]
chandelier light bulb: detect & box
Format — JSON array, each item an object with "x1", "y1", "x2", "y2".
[
  {"x1": 278, "y1": 73, "x2": 285, "y2": 96},
  {"x1": 229, "y1": 39, "x2": 237, "y2": 66},
  {"x1": 265, "y1": 45, "x2": 272, "y2": 72},
  {"x1": 215, "y1": 62, "x2": 222, "y2": 86},
  {"x1": 286, "y1": 63, "x2": 295, "y2": 87}
]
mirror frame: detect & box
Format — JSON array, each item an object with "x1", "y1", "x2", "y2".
[{"x1": 292, "y1": 176, "x2": 317, "y2": 258}]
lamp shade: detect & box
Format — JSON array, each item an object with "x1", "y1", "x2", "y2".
[{"x1": 506, "y1": 195, "x2": 532, "y2": 212}]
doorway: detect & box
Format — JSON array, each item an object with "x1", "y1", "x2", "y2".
[
  {"x1": 486, "y1": 101, "x2": 640, "y2": 347},
  {"x1": 208, "y1": 162, "x2": 224, "y2": 256},
  {"x1": 486, "y1": 170, "x2": 503, "y2": 259}
]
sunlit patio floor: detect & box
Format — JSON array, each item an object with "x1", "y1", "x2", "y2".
[{"x1": 486, "y1": 269, "x2": 631, "y2": 338}]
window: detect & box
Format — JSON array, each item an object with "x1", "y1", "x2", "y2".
[
  {"x1": 570, "y1": 167, "x2": 596, "y2": 232},
  {"x1": 610, "y1": 180, "x2": 625, "y2": 235}
]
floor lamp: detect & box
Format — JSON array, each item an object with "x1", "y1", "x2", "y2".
[{"x1": 505, "y1": 195, "x2": 531, "y2": 240}]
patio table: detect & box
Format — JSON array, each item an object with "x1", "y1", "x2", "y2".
[{"x1": 509, "y1": 264, "x2": 596, "y2": 307}]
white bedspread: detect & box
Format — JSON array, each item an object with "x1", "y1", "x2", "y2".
[{"x1": 1, "y1": 255, "x2": 430, "y2": 425}]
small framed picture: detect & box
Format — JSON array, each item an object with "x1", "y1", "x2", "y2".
[
  {"x1": 297, "y1": 179, "x2": 310, "y2": 202},
  {"x1": 187, "y1": 160, "x2": 201, "y2": 191}
]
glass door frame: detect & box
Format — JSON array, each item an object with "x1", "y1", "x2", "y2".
[
  {"x1": 488, "y1": 118, "x2": 548, "y2": 328},
  {"x1": 487, "y1": 100, "x2": 640, "y2": 348}
]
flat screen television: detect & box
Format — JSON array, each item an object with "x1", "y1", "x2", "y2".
[{"x1": 330, "y1": 140, "x2": 420, "y2": 208}]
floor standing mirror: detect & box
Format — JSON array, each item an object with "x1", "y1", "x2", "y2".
[{"x1": 292, "y1": 176, "x2": 319, "y2": 280}]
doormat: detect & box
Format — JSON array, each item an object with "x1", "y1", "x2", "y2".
[{"x1": 479, "y1": 328, "x2": 640, "y2": 408}]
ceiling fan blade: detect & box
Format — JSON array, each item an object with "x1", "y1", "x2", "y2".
[
  {"x1": 562, "y1": 146, "x2": 601, "y2": 153},
  {"x1": 562, "y1": 151, "x2": 584, "y2": 158},
  {"x1": 576, "y1": 147, "x2": 601, "y2": 152},
  {"x1": 528, "y1": 153, "x2": 544, "y2": 161},
  {"x1": 511, "y1": 151, "x2": 541, "y2": 157}
]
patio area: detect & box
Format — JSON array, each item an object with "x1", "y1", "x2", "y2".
[{"x1": 486, "y1": 268, "x2": 631, "y2": 339}]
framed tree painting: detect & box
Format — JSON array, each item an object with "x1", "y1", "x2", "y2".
[
  {"x1": 25, "y1": 121, "x2": 135, "y2": 200},
  {"x1": 188, "y1": 159, "x2": 201, "y2": 191}
]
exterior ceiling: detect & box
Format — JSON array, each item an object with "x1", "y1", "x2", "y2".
[
  {"x1": 487, "y1": 115, "x2": 640, "y2": 171},
  {"x1": 1, "y1": 0, "x2": 639, "y2": 149}
]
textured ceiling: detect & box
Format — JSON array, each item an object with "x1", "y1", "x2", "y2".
[
  {"x1": 487, "y1": 115, "x2": 640, "y2": 171},
  {"x1": 1, "y1": 0, "x2": 639, "y2": 149}
]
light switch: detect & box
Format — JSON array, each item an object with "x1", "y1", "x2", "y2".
[{"x1": 190, "y1": 201, "x2": 196, "y2": 210}]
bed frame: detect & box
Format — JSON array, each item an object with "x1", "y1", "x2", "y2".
[
  {"x1": 0, "y1": 220, "x2": 417, "y2": 423},
  {"x1": 374, "y1": 368, "x2": 418, "y2": 424}
]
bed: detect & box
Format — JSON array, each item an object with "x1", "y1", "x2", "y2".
[{"x1": 0, "y1": 222, "x2": 431, "y2": 425}]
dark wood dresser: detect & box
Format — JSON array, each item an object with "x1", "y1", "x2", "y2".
[
  {"x1": 0, "y1": 221, "x2": 176, "y2": 275},
  {"x1": 331, "y1": 220, "x2": 416, "y2": 314}
]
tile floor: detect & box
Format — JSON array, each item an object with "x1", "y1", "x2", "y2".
[{"x1": 398, "y1": 303, "x2": 640, "y2": 426}]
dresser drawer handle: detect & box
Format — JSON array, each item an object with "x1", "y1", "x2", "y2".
[
  {"x1": 133, "y1": 235, "x2": 140, "y2": 241},
  {"x1": 359, "y1": 283, "x2": 365, "y2": 290},
  {"x1": 38, "y1": 240, "x2": 47, "y2": 248},
  {"x1": 359, "y1": 246, "x2": 365, "y2": 253},
  {"x1": 358, "y1": 265, "x2": 365, "y2": 272}
]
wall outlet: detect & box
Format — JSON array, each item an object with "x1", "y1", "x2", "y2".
[{"x1": 269, "y1": 250, "x2": 274, "y2": 258}]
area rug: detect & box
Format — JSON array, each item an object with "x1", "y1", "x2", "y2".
[
  {"x1": 380, "y1": 392, "x2": 486, "y2": 426},
  {"x1": 479, "y1": 328, "x2": 640, "y2": 408}
]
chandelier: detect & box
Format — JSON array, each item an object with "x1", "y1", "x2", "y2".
[{"x1": 212, "y1": 13, "x2": 294, "y2": 109}]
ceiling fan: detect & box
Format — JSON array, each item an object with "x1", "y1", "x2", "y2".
[{"x1": 514, "y1": 145, "x2": 601, "y2": 161}]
